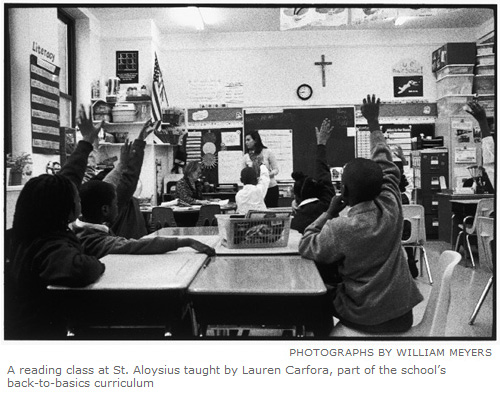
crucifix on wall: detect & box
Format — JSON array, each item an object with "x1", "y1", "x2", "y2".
[{"x1": 315, "y1": 54, "x2": 332, "y2": 87}]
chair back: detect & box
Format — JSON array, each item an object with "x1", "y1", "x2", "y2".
[
  {"x1": 466, "y1": 198, "x2": 494, "y2": 234},
  {"x1": 476, "y1": 216, "x2": 494, "y2": 272},
  {"x1": 166, "y1": 181, "x2": 178, "y2": 194},
  {"x1": 151, "y1": 207, "x2": 177, "y2": 230},
  {"x1": 402, "y1": 204, "x2": 426, "y2": 245},
  {"x1": 329, "y1": 250, "x2": 461, "y2": 338},
  {"x1": 196, "y1": 204, "x2": 221, "y2": 226}
]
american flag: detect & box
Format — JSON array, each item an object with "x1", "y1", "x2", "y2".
[{"x1": 152, "y1": 53, "x2": 168, "y2": 127}]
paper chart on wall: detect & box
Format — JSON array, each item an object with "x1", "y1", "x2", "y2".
[
  {"x1": 218, "y1": 150, "x2": 244, "y2": 184},
  {"x1": 221, "y1": 131, "x2": 241, "y2": 147},
  {"x1": 258, "y1": 129, "x2": 293, "y2": 181}
]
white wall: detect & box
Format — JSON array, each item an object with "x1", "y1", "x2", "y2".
[
  {"x1": 156, "y1": 27, "x2": 484, "y2": 108},
  {"x1": 99, "y1": 20, "x2": 157, "y2": 93},
  {"x1": 8, "y1": 8, "x2": 61, "y2": 176}
]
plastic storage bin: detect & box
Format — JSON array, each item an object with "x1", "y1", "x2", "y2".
[
  {"x1": 473, "y1": 75, "x2": 495, "y2": 95},
  {"x1": 477, "y1": 54, "x2": 495, "y2": 66},
  {"x1": 435, "y1": 65, "x2": 474, "y2": 80},
  {"x1": 476, "y1": 65, "x2": 495, "y2": 75},
  {"x1": 111, "y1": 103, "x2": 137, "y2": 123},
  {"x1": 477, "y1": 43, "x2": 494, "y2": 56},
  {"x1": 432, "y1": 42, "x2": 476, "y2": 72},
  {"x1": 436, "y1": 74, "x2": 474, "y2": 97},
  {"x1": 215, "y1": 214, "x2": 291, "y2": 249},
  {"x1": 437, "y1": 95, "x2": 474, "y2": 116}
]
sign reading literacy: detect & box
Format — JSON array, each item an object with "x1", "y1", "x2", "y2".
[{"x1": 30, "y1": 54, "x2": 60, "y2": 154}]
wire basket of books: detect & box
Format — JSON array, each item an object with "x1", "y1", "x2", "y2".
[{"x1": 215, "y1": 212, "x2": 292, "y2": 249}]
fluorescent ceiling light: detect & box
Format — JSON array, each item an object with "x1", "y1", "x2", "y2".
[{"x1": 188, "y1": 7, "x2": 205, "y2": 30}]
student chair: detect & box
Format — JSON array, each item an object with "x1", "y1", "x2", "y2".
[
  {"x1": 329, "y1": 251, "x2": 462, "y2": 338},
  {"x1": 402, "y1": 204, "x2": 433, "y2": 284},
  {"x1": 196, "y1": 204, "x2": 221, "y2": 226},
  {"x1": 151, "y1": 207, "x2": 177, "y2": 230},
  {"x1": 454, "y1": 198, "x2": 494, "y2": 268},
  {"x1": 162, "y1": 181, "x2": 179, "y2": 202},
  {"x1": 469, "y1": 216, "x2": 494, "y2": 325}
]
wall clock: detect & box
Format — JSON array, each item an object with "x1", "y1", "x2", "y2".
[{"x1": 297, "y1": 84, "x2": 313, "y2": 100}]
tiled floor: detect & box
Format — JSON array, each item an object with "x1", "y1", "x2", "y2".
[{"x1": 421, "y1": 240, "x2": 494, "y2": 338}]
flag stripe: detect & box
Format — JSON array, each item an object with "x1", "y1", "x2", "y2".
[{"x1": 152, "y1": 53, "x2": 168, "y2": 129}]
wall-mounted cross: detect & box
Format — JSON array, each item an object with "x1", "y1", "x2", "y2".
[{"x1": 315, "y1": 54, "x2": 332, "y2": 87}]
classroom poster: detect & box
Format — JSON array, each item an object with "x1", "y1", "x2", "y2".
[
  {"x1": 30, "y1": 54, "x2": 61, "y2": 154},
  {"x1": 258, "y1": 129, "x2": 294, "y2": 181},
  {"x1": 393, "y1": 75, "x2": 423, "y2": 97},
  {"x1": 218, "y1": 150, "x2": 243, "y2": 184},
  {"x1": 116, "y1": 51, "x2": 139, "y2": 83}
]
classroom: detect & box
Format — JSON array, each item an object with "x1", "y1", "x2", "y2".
[{"x1": 3, "y1": 5, "x2": 496, "y2": 340}]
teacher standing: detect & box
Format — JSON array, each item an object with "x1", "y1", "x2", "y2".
[{"x1": 243, "y1": 130, "x2": 280, "y2": 207}]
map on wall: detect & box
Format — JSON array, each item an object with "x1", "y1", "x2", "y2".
[{"x1": 30, "y1": 54, "x2": 61, "y2": 154}]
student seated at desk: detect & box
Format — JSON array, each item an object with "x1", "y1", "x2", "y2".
[
  {"x1": 235, "y1": 164, "x2": 270, "y2": 215},
  {"x1": 175, "y1": 161, "x2": 210, "y2": 206},
  {"x1": 299, "y1": 95, "x2": 423, "y2": 334},
  {"x1": 291, "y1": 118, "x2": 336, "y2": 234},
  {"x1": 72, "y1": 179, "x2": 216, "y2": 259},
  {"x1": 5, "y1": 105, "x2": 105, "y2": 339}
]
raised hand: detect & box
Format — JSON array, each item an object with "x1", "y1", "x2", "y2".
[
  {"x1": 315, "y1": 118, "x2": 334, "y2": 146},
  {"x1": 77, "y1": 104, "x2": 103, "y2": 145},
  {"x1": 138, "y1": 118, "x2": 157, "y2": 141},
  {"x1": 466, "y1": 100, "x2": 487, "y2": 123},
  {"x1": 361, "y1": 94, "x2": 381, "y2": 123},
  {"x1": 118, "y1": 139, "x2": 134, "y2": 166}
]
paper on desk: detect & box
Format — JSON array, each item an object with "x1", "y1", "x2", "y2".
[
  {"x1": 215, "y1": 199, "x2": 229, "y2": 206},
  {"x1": 161, "y1": 199, "x2": 178, "y2": 207}
]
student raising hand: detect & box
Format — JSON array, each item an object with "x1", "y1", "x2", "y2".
[
  {"x1": 361, "y1": 94, "x2": 381, "y2": 131},
  {"x1": 137, "y1": 118, "x2": 157, "y2": 141},
  {"x1": 315, "y1": 118, "x2": 334, "y2": 146},
  {"x1": 77, "y1": 104, "x2": 103, "y2": 144}
]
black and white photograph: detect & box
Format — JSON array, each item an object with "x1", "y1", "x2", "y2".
[{"x1": 2, "y1": 2, "x2": 497, "y2": 396}]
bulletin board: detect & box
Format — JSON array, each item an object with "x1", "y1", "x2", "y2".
[
  {"x1": 185, "y1": 128, "x2": 243, "y2": 185},
  {"x1": 186, "y1": 107, "x2": 244, "y2": 185},
  {"x1": 244, "y1": 107, "x2": 356, "y2": 180}
]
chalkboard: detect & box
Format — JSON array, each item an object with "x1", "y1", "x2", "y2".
[{"x1": 244, "y1": 107, "x2": 355, "y2": 180}]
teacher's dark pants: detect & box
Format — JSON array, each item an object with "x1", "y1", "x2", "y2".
[{"x1": 265, "y1": 185, "x2": 279, "y2": 208}]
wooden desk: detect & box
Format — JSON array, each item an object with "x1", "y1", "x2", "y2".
[
  {"x1": 187, "y1": 255, "x2": 327, "y2": 336},
  {"x1": 437, "y1": 193, "x2": 494, "y2": 243},
  {"x1": 48, "y1": 252, "x2": 209, "y2": 338}
]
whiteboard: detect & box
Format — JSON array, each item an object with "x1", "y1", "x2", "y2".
[
  {"x1": 258, "y1": 129, "x2": 293, "y2": 181},
  {"x1": 218, "y1": 150, "x2": 243, "y2": 184}
]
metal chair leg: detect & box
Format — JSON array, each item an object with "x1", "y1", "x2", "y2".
[
  {"x1": 454, "y1": 231, "x2": 463, "y2": 252},
  {"x1": 468, "y1": 276, "x2": 493, "y2": 325},
  {"x1": 420, "y1": 246, "x2": 433, "y2": 285},
  {"x1": 465, "y1": 234, "x2": 476, "y2": 268}
]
